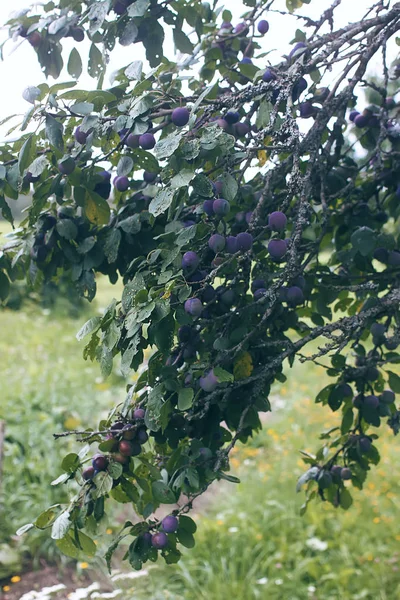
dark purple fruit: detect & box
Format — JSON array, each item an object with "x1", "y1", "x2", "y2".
[
  {"x1": 139, "y1": 133, "x2": 156, "y2": 150},
  {"x1": 133, "y1": 408, "x2": 146, "y2": 420},
  {"x1": 143, "y1": 171, "x2": 157, "y2": 183},
  {"x1": 126, "y1": 134, "x2": 140, "y2": 148},
  {"x1": 208, "y1": 234, "x2": 225, "y2": 253},
  {"x1": 58, "y1": 157, "x2": 76, "y2": 175},
  {"x1": 161, "y1": 515, "x2": 179, "y2": 533},
  {"x1": 234, "y1": 122, "x2": 250, "y2": 137},
  {"x1": 199, "y1": 370, "x2": 218, "y2": 392},
  {"x1": 213, "y1": 198, "x2": 230, "y2": 216},
  {"x1": 203, "y1": 199, "x2": 214, "y2": 216},
  {"x1": 289, "y1": 42, "x2": 307, "y2": 58},
  {"x1": 268, "y1": 239, "x2": 287, "y2": 260},
  {"x1": 82, "y1": 466, "x2": 95, "y2": 481},
  {"x1": 74, "y1": 126, "x2": 89, "y2": 145},
  {"x1": 182, "y1": 251, "x2": 200, "y2": 270},
  {"x1": 341, "y1": 467, "x2": 352, "y2": 480},
  {"x1": 254, "y1": 288, "x2": 267, "y2": 301},
  {"x1": 388, "y1": 251, "x2": 400, "y2": 266},
  {"x1": 286, "y1": 286, "x2": 304, "y2": 306},
  {"x1": 224, "y1": 111, "x2": 240, "y2": 125},
  {"x1": 364, "y1": 395, "x2": 379, "y2": 408},
  {"x1": 349, "y1": 110, "x2": 360, "y2": 122},
  {"x1": 136, "y1": 429, "x2": 149, "y2": 444},
  {"x1": 359, "y1": 437, "x2": 372, "y2": 453},
  {"x1": 268, "y1": 211, "x2": 287, "y2": 232},
  {"x1": 236, "y1": 232, "x2": 253, "y2": 251},
  {"x1": 225, "y1": 236, "x2": 237, "y2": 254},
  {"x1": 92, "y1": 454, "x2": 108, "y2": 471},
  {"x1": 28, "y1": 31, "x2": 42, "y2": 48},
  {"x1": 119, "y1": 440, "x2": 141, "y2": 457},
  {"x1": 299, "y1": 102, "x2": 315, "y2": 118},
  {"x1": 354, "y1": 114, "x2": 369, "y2": 128},
  {"x1": 172, "y1": 107, "x2": 190, "y2": 127},
  {"x1": 262, "y1": 68, "x2": 276, "y2": 83},
  {"x1": 151, "y1": 532, "x2": 169, "y2": 549},
  {"x1": 71, "y1": 27, "x2": 85, "y2": 42},
  {"x1": 184, "y1": 298, "x2": 203, "y2": 317},
  {"x1": 257, "y1": 20, "x2": 269, "y2": 34},
  {"x1": 114, "y1": 176, "x2": 129, "y2": 192}
]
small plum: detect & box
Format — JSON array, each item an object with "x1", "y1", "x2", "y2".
[
  {"x1": 289, "y1": 42, "x2": 307, "y2": 58},
  {"x1": 208, "y1": 234, "x2": 225, "y2": 253},
  {"x1": 114, "y1": 176, "x2": 129, "y2": 192},
  {"x1": 299, "y1": 102, "x2": 315, "y2": 118},
  {"x1": 234, "y1": 122, "x2": 250, "y2": 137},
  {"x1": 268, "y1": 239, "x2": 287, "y2": 260},
  {"x1": 341, "y1": 467, "x2": 352, "y2": 480},
  {"x1": 373, "y1": 247, "x2": 388, "y2": 263},
  {"x1": 330, "y1": 465, "x2": 343, "y2": 481},
  {"x1": 217, "y1": 119, "x2": 230, "y2": 131},
  {"x1": 139, "y1": 133, "x2": 156, "y2": 150},
  {"x1": 182, "y1": 251, "x2": 200, "y2": 270},
  {"x1": 352, "y1": 394, "x2": 363, "y2": 409},
  {"x1": 380, "y1": 390, "x2": 395, "y2": 404},
  {"x1": 28, "y1": 31, "x2": 42, "y2": 47},
  {"x1": 213, "y1": 198, "x2": 230, "y2": 216},
  {"x1": 233, "y1": 22, "x2": 248, "y2": 35},
  {"x1": 225, "y1": 236, "x2": 238, "y2": 254},
  {"x1": 240, "y1": 57, "x2": 253, "y2": 64},
  {"x1": 82, "y1": 466, "x2": 95, "y2": 481},
  {"x1": 236, "y1": 232, "x2": 253, "y2": 251},
  {"x1": 286, "y1": 286, "x2": 304, "y2": 306},
  {"x1": 292, "y1": 275, "x2": 306, "y2": 290},
  {"x1": 178, "y1": 325, "x2": 193, "y2": 343},
  {"x1": 119, "y1": 440, "x2": 141, "y2": 457},
  {"x1": 251, "y1": 279, "x2": 266, "y2": 292},
  {"x1": 133, "y1": 408, "x2": 146, "y2": 420},
  {"x1": 220, "y1": 288, "x2": 235, "y2": 306},
  {"x1": 245, "y1": 211, "x2": 253, "y2": 224},
  {"x1": 75, "y1": 126, "x2": 89, "y2": 144},
  {"x1": 92, "y1": 454, "x2": 108, "y2": 471},
  {"x1": 172, "y1": 107, "x2": 190, "y2": 127},
  {"x1": 213, "y1": 180, "x2": 224, "y2": 196},
  {"x1": 136, "y1": 429, "x2": 149, "y2": 444},
  {"x1": 385, "y1": 338, "x2": 398, "y2": 350},
  {"x1": 221, "y1": 21, "x2": 233, "y2": 30},
  {"x1": 184, "y1": 298, "x2": 203, "y2": 317},
  {"x1": 292, "y1": 77, "x2": 307, "y2": 101},
  {"x1": 364, "y1": 394, "x2": 379, "y2": 408},
  {"x1": 58, "y1": 157, "x2": 76, "y2": 175},
  {"x1": 199, "y1": 369, "x2": 218, "y2": 392},
  {"x1": 337, "y1": 383, "x2": 352, "y2": 398},
  {"x1": 126, "y1": 133, "x2": 140, "y2": 148},
  {"x1": 366, "y1": 366, "x2": 379, "y2": 381},
  {"x1": 371, "y1": 322, "x2": 386, "y2": 340},
  {"x1": 151, "y1": 532, "x2": 169, "y2": 549},
  {"x1": 143, "y1": 171, "x2": 157, "y2": 183},
  {"x1": 268, "y1": 211, "x2": 287, "y2": 232},
  {"x1": 262, "y1": 68, "x2": 276, "y2": 83},
  {"x1": 354, "y1": 114, "x2": 369, "y2": 128},
  {"x1": 71, "y1": 27, "x2": 85, "y2": 42},
  {"x1": 142, "y1": 532, "x2": 152, "y2": 545},
  {"x1": 203, "y1": 199, "x2": 214, "y2": 216},
  {"x1": 162, "y1": 515, "x2": 179, "y2": 533},
  {"x1": 257, "y1": 20, "x2": 269, "y2": 34},
  {"x1": 224, "y1": 111, "x2": 240, "y2": 125},
  {"x1": 388, "y1": 250, "x2": 400, "y2": 266},
  {"x1": 359, "y1": 437, "x2": 372, "y2": 453},
  {"x1": 349, "y1": 110, "x2": 360, "y2": 122},
  {"x1": 202, "y1": 285, "x2": 216, "y2": 303}
]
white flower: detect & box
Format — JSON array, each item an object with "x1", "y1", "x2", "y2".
[
  {"x1": 308, "y1": 585, "x2": 317, "y2": 593},
  {"x1": 306, "y1": 537, "x2": 328, "y2": 551},
  {"x1": 256, "y1": 577, "x2": 268, "y2": 585},
  {"x1": 228, "y1": 527, "x2": 239, "y2": 533},
  {"x1": 275, "y1": 579, "x2": 283, "y2": 585}
]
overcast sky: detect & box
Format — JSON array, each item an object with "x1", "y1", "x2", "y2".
[{"x1": 0, "y1": 0, "x2": 396, "y2": 130}]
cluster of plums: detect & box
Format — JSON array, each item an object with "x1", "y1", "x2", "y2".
[
  {"x1": 81, "y1": 408, "x2": 148, "y2": 481},
  {"x1": 349, "y1": 105, "x2": 381, "y2": 128},
  {"x1": 352, "y1": 389, "x2": 395, "y2": 412},
  {"x1": 18, "y1": 23, "x2": 85, "y2": 48}
]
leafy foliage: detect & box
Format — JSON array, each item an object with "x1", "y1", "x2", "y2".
[{"x1": 1, "y1": 0, "x2": 400, "y2": 573}]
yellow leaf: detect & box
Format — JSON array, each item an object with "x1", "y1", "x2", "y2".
[
  {"x1": 258, "y1": 150, "x2": 267, "y2": 167},
  {"x1": 233, "y1": 351, "x2": 253, "y2": 380}
]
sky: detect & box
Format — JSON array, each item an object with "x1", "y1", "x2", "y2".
[{"x1": 0, "y1": 0, "x2": 396, "y2": 135}]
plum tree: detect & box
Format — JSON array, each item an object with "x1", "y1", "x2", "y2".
[{"x1": 3, "y1": 0, "x2": 400, "y2": 576}]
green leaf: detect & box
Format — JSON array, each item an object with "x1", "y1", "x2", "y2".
[
  {"x1": 177, "y1": 528, "x2": 195, "y2": 548},
  {"x1": 45, "y1": 115, "x2": 64, "y2": 152},
  {"x1": 339, "y1": 488, "x2": 353, "y2": 510},
  {"x1": 56, "y1": 534, "x2": 79, "y2": 559},
  {"x1": 296, "y1": 466, "x2": 319, "y2": 492},
  {"x1": 76, "y1": 317, "x2": 101, "y2": 341},
  {"x1": 125, "y1": 61, "x2": 143, "y2": 80},
  {"x1": 104, "y1": 228, "x2": 121, "y2": 264},
  {"x1": 56, "y1": 219, "x2": 78, "y2": 240},
  {"x1": 127, "y1": 0, "x2": 150, "y2": 16},
  {"x1": 213, "y1": 367, "x2": 234, "y2": 383},
  {"x1": 35, "y1": 506, "x2": 58, "y2": 529},
  {"x1": 68, "y1": 48, "x2": 83, "y2": 79},
  {"x1": 388, "y1": 371, "x2": 400, "y2": 393},
  {"x1": 88, "y1": 43, "x2": 104, "y2": 79},
  {"x1": 84, "y1": 191, "x2": 111, "y2": 225},
  {"x1": 120, "y1": 21, "x2": 139, "y2": 46},
  {"x1": 61, "y1": 453, "x2": 80, "y2": 473},
  {"x1": 29, "y1": 155, "x2": 49, "y2": 177},
  {"x1": 191, "y1": 174, "x2": 213, "y2": 197},
  {"x1": 70, "y1": 102, "x2": 94, "y2": 116},
  {"x1": 155, "y1": 132, "x2": 182, "y2": 159},
  {"x1": 170, "y1": 169, "x2": 194, "y2": 189},
  {"x1": 173, "y1": 29, "x2": 194, "y2": 54},
  {"x1": 51, "y1": 472, "x2": 70, "y2": 486},
  {"x1": 220, "y1": 172, "x2": 238, "y2": 202},
  {"x1": 117, "y1": 156, "x2": 133, "y2": 177},
  {"x1": 152, "y1": 481, "x2": 176, "y2": 504},
  {"x1": 78, "y1": 531, "x2": 97, "y2": 557},
  {"x1": 351, "y1": 227, "x2": 376, "y2": 257},
  {"x1": 18, "y1": 135, "x2": 36, "y2": 175},
  {"x1": 108, "y1": 462, "x2": 123, "y2": 480},
  {"x1": 178, "y1": 387, "x2": 194, "y2": 410},
  {"x1": 149, "y1": 188, "x2": 176, "y2": 217},
  {"x1": 0, "y1": 271, "x2": 10, "y2": 302},
  {"x1": 92, "y1": 471, "x2": 113, "y2": 498},
  {"x1": 16, "y1": 523, "x2": 35, "y2": 536},
  {"x1": 179, "y1": 515, "x2": 197, "y2": 534},
  {"x1": 341, "y1": 407, "x2": 353, "y2": 434},
  {"x1": 51, "y1": 511, "x2": 71, "y2": 540}
]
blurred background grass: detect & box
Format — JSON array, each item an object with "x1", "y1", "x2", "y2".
[{"x1": 1, "y1": 231, "x2": 400, "y2": 599}]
